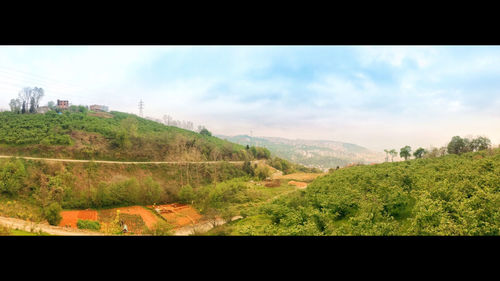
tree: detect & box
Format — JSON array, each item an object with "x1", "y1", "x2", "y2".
[
  {"x1": 178, "y1": 184, "x2": 196, "y2": 204},
  {"x1": 384, "y1": 149, "x2": 389, "y2": 162},
  {"x1": 200, "y1": 128, "x2": 212, "y2": 137},
  {"x1": 18, "y1": 87, "x2": 32, "y2": 111},
  {"x1": 9, "y1": 99, "x2": 21, "y2": 113},
  {"x1": 15, "y1": 87, "x2": 44, "y2": 114},
  {"x1": 413, "y1": 147, "x2": 426, "y2": 159},
  {"x1": 29, "y1": 96, "x2": 36, "y2": 113},
  {"x1": 243, "y1": 161, "x2": 255, "y2": 176},
  {"x1": 400, "y1": 146, "x2": 412, "y2": 161},
  {"x1": 447, "y1": 136, "x2": 467, "y2": 155},
  {"x1": 471, "y1": 136, "x2": 491, "y2": 151},
  {"x1": 425, "y1": 147, "x2": 440, "y2": 158},
  {"x1": 47, "y1": 101, "x2": 56, "y2": 110},
  {"x1": 32, "y1": 87, "x2": 44, "y2": 110},
  {"x1": 389, "y1": 149, "x2": 397, "y2": 162},
  {"x1": 21, "y1": 101, "x2": 26, "y2": 114}
]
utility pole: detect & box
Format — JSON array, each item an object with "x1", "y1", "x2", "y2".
[{"x1": 139, "y1": 99, "x2": 144, "y2": 117}]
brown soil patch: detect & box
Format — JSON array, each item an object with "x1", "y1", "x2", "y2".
[
  {"x1": 147, "y1": 204, "x2": 202, "y2": 229},
  {"x1": 264, "y1": 179, "x2": 281, "y2": 187},
  {"x1": 60, "y1": 209, "x2": 98, "y2": 228},
  {"x1": 277, "y1": 173, "x2": 324, "y2": 182},
  {"x1": 288, "y1": 181, "x2": 308, "y2": 188},
  {"x1": 112, "y1": 206, "x2": 159, "y2": 229}
]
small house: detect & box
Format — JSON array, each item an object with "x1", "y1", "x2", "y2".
[{"x1": 57, "y1": 100, "x2": 69, "y2": 109}]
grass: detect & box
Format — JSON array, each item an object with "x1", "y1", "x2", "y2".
[
  {"x1": 0, "y1": 197, "x2": 45, "y2": 222},
  {"x1": 10, "y1": 229, "x2": 51, "y2": 236}
]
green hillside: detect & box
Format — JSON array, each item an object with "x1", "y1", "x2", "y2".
[
  {"x1": 214, "y1": 148, "x2": 500, "y2": 235},
  {"x1": 0, "y1": 111, "x2": 268, "y2": 162}
]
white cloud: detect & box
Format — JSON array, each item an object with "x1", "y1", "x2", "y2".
[{"x1": 355, "y1": 46, "x2": 438, "y2": 68}]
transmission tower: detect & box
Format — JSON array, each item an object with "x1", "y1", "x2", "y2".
[{"x1": 139, "y1": 99, "x2": 144, "y2": 117}]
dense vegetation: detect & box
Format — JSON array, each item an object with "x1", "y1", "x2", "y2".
[
  {"x1": 0, "y1": 111, "x2": 270, "y2": 162},
  {"x1": 216, "y1": 148, "x2": 500, "y2": 235}
]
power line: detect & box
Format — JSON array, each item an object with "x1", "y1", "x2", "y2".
[
  {"x1": 0, "y1": 66, "x2": 120, "y2": 102},
  {"x1": 0, "y1": 73, "x2": 95, "y2": 102},
  {"x1": 0, "y1": 66, "x2": 112, "y2": 95}
]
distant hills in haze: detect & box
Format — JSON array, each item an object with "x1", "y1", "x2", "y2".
[{"x1": 217, "y1": 135, "x2": 386, "y2": 171}]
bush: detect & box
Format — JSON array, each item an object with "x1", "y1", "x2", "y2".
[
  {"x1": 77, "y1": 219, "x2": 101, "y2": 230},
  {"x1": 44, "y1": 202, "x2": 62, "y2": 226},
  {"x1": 0, "y1": 159, "x2": 27, "y2": 196},
  {"x1": 200, "y1": 128, "x2": 212, "y2": 137},
  {"x1": 255, "y1": 165, "x2": 271, "y2": 180},
  {"x1": 178, "y1": 184, "x2": 196, "y2": 204}
]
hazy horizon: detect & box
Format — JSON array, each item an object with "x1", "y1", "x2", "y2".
[{"x1": 1, "y1": 46, "x2": 499, "y2": 152}]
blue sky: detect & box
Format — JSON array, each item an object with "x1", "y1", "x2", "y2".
[{"x1": 0, "y1": 46, "x2": 499, "y2": 151}]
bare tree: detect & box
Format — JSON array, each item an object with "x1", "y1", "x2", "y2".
[
  {"x1": 384, "y1": 149, "x2": 389, "y2": 162},
  {"x1": 18, "y1": 87, "x2": 32, "y2": 111},
  {"x1": 16, "y1": 87, "x2": 44, "y2": 113},
  {"x1": 389, "y1": 149, "x2": 397, "y2": 162},
  {"x1": 32, "y1": 87, "x2": 44, "y2": 110}
]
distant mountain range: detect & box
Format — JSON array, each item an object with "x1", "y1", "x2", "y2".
[{"x1": 217, "y1": 135, "x2": 386, "y2": 171}]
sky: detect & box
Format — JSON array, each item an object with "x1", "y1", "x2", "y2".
[{"x1": 0, "y1": 46, "x2": 499, "y2": 152}]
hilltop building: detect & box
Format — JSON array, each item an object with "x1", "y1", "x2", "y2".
[
  {"x1": 57, "y1": 100, "x2": 69, "y2": 109},
  {"x1": 90, "y1": 104, "x2": 109, "y2": 112}
]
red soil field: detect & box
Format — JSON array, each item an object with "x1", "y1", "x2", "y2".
[
  {"x1": 59, "y1": 210, "x2": 98, "y2": 228},
  {"x1": 60, "y1": 204, "x2": 201, "y2": 231},
  {"x1": 147, "y1": 204, "x2": 202, "y2": 228},
  {"x1": 112, "y1": 206, "x2": 159, "y2": 229}
]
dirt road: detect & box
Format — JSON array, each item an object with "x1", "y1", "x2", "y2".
[
  {"x1": 0, "y1": 216, "x2": 103, "y2": 236},
  {"x1": 0, "y1": 155, "x2": 260, "y2": 165},
  {"x1": 173, "y1": 216, "x2": 243, "y2": 236}
]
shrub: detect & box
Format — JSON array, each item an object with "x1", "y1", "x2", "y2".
[
  {"x1": 255, "y1": 165, "x2": 271, "y2": 180},
  {"x1": 77, "y1": 219, "x2": 101, "y2": 231},
  {"x1": 44, "y1": 202, "x2": 62, "y2": 226},
  {"x1": 0, "y1": 159, "x2": 27, "y2": 196},
  {"x1": 178, "y1": 184, "x2": 196, "y2": 204}
]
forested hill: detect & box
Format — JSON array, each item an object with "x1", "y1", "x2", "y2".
[
  {"x1": 225, "y1": 147, "x2": 500, "y2": 235},
  {"x1": 0, "y1": 111, "x2": 270, "y2": 162},
  {"x1": 217, "y1": 135, "x2": 385, "y2": 170}
]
